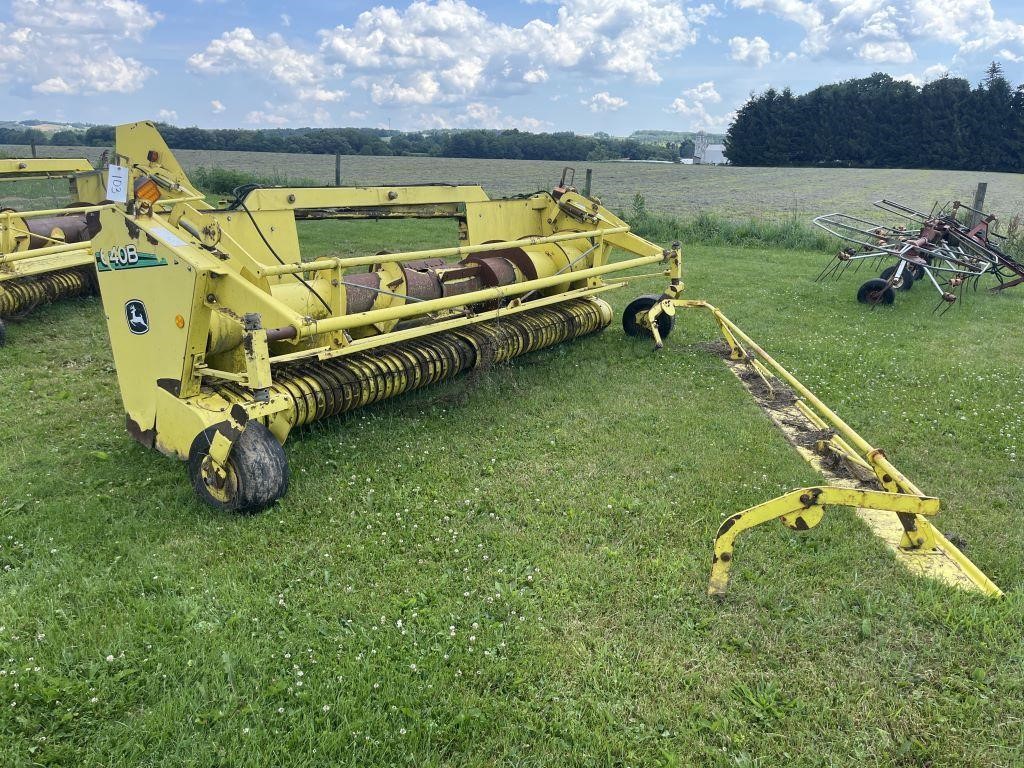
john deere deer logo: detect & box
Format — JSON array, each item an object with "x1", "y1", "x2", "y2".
[{"x1": 125, "y1": 300, "x2": 149, "y2": 335}]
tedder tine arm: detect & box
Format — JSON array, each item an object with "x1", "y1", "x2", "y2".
[{"x1": 709, "y1": 487, "x2": 940, "y2": 597}]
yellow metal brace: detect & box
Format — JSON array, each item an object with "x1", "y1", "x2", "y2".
[
  {"x1": 709, "y1": 487, "x2": 939, "y2": 597},
  {"x1": 633, "y1": 272, "x2": 1002, "y2": 598}
]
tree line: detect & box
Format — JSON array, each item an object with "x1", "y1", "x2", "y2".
[
  {"x1": 0, "y1": 123, "x2": 688, "y2": 163},
  {"x1": 725, "y1": 63, "x2": 1024, "y2": 171}
]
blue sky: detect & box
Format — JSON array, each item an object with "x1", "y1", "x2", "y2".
[{"x1": 2, "y1": 0, "x2": 1023, "y2": 135}]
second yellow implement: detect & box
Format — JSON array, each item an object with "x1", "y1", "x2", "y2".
[{"x1": 0, "y1": 158, "x2": 105, "y2": 345}]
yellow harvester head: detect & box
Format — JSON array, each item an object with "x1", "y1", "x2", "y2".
[
  {"x1": 89, "y1": 122, "x2": 680, "y2": 510},
  {"x1": 0, "y1": 157, "x2": 108, "y2": 345},
  {"x1": 86, "y1": 121, "x2": 1001, "y2": 599}
]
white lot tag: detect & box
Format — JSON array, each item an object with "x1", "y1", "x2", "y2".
[{"x1": 106, "y1": 164, "x2": 129, "y2": 203}]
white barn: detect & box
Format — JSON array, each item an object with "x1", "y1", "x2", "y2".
[{"x1": 697, "y1": 143, "x2": 727, "y2": 165}]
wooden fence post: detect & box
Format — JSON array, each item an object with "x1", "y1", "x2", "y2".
[{"x1": 971, "y1": 182, "x2": 988, "y2": 226}]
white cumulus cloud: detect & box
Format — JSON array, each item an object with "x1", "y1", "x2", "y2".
[
  {"x1": 0, "y1": 1, "x2": 159, "y2": 94},
  {"x1": 732, "y1": 0, "x2": 1024, "y2": 62},
  {"x1": 668, "y1": 80, "x2": 732, "y2": 131},
  {"x1": 729, "y1": 35, "x2": 772, "y2": 67},
  {"x1": 583, "y1": 92, "x2": 628, "y2": 112},
  {"x1": 419, "y1": 102, "x2": 548, "y2": 130},
  {"x1": 246, "y1": 110, "x2": 291, "y2": 126},
  {"x1": 189, "y1": 28, "x2": 323, "y2": 87},
  {"x1": 12, "y1": 0, "x2": 159, "y2": 40},
  {"x1": 181, "y1": 0, "x2": 724, "y2": 123},
  {"x1": 859, "y1": 40, "x2": 916, "y2": 64}
]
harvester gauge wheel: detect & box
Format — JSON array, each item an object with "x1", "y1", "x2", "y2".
[
  {"x1": 622, "y1": 294, "x2": 675, "y2": 339},
  {"x1": 188, "y1": 423, "x2": 289, "y2": 513},
  {"x1": 880, "y1": 265, "x2": 914, "y2": 291},
  {"x1": 856, "y1": 279, "x2": 896, "y2": 306}
]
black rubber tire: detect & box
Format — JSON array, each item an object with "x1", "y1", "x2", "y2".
[
  {"x1": 622, "y1": 294, "x2": 675, "y2": 340},
  {"x1": 909, "y1": 264, "x2": 926, "y2": 280},
  {"x1": 880, "y1": 264, "x2": 914, "y2": 290},
  {"x1": 857, "y1": 278, "x2": 896, "y2": 306},
  {"x1": 0, "y1": 318, "x2": 6, "y2": 347},
  {"x1": 188, "y1": 422, "x2": 289, "y2": 512}
]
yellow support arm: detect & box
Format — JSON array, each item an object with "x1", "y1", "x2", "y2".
[
  {"x1": 630, "y1": 291, "x2": 1002, "y2": 599},
  {"x1": 709, "y1": 487, "x2": 940, "y2": 597}
]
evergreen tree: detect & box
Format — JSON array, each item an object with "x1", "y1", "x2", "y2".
[{"x1": 723, "y1": 62, "x2": 1023, "y2": 172}]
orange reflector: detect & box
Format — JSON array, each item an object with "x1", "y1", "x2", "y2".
[
  {"x1": 147, "y1": 150, "x2": 159, "y2": 162},
  {"x1": 175, "y1": 315, "x2": 185, "y2": 328},
  {"x1": 134, "y1": 176, "x2": 161, "y2": 204}
]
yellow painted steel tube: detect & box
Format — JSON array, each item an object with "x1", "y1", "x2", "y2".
[
  {"x1": 0, "y1": 241, "x2": 92, "y2": 264},
  {"x1": 260, "y1": 226, "x2": 632, "y2": 276},
  {"x1": 684, "y1": 302, "x2": 882, "y2": 463},
  {"x1": 0, "y1": 203, "x2": 110, "y2": 219},
  {"x1": 305, "y1": 252, "x2": 663, "y2": 337}
]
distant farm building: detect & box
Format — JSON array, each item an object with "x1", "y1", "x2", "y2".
[{"x1": 696, "y1": 144, "x2": 728, "y2": 165}]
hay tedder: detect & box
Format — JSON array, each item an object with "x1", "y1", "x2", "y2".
[
  {"x1": 814, "y1": 199, "x2": 1024, "y2": 310},
  {"x1": 85, "y1": 123, "x2": 1002, "y2": 597},
  {"x1": 0, "y1": 158, "x2": 107, "y2": 344}
]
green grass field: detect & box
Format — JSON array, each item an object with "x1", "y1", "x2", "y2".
[{"x1": 2, "y1": 215, "x2": 1022, "y2": 766}]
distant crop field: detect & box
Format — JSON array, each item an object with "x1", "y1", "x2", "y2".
[{"x1": 5, "y1": 143, "x2": 1024, "y2": 224}]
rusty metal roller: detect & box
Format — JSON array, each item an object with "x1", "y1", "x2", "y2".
[
  {"x1": 212, "y1": 298, "x2": 611, "y2": 428},
  {"x1": 0, "y1": 267, "x2": 96, "y2": 319}
]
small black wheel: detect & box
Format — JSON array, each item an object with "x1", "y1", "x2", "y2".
[
  {"x1": 0, "y1": 318, "x2": 6, "y2": 347},
  {"x1": 880, "y1": 264, "x2": 914, "y2": 290},
  {"x1": 908, "y1": 263, "x2": 926, "y2": 280},
  {"x1": 188, "y1": 422, "x2": 289, "y2": 512},
  {"x1": 857, "y1": 278, "x2": 896, "y2": 306},
  {"x1": 622, "y1": 294, "x2": 675, "y2": 340}
]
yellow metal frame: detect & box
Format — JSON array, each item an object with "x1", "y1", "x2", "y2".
[
  {"x1": 0, "y1": 158, "x2": 93, "y2": 177},
  {"x1": 90, "y1": 122, "x2": 677, "y2": 469},
  {"x1": 636, "y1": 290, "x2": 1002, "y2": 598},
  {"x1": 0, "y1": 159, "x2": 102, "y2": 283}
]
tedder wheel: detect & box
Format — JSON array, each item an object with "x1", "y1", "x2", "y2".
[
  {"x1": 856, "y1": 278, "x2": 896, "y2": 306},
  {"x1": 188, "y1": 422, "x2": 289, "y2": 512},
  {"x1": 622, "y1": 294, "x2": 675, "y2": 340},
  {"x1": 880, "y1": 264, "x2": 914, "y2": 290}
]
